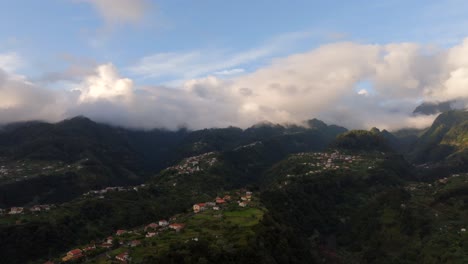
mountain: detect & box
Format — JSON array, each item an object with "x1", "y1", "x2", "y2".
[
  {"x1": 1, "y1": 112, "x2": 468, "y2": 263},
  {"x1": 409, "y1": 110, "x2": 468, "y2": 169},
  {"x1": 0, "y1": 116, "x2": 347, "y2": 207},
  {"x1": 413, "y1": 100, "x2": 455, "y2": 115}
]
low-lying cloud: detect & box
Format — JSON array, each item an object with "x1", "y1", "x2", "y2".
[{"x1": 2, "y1": 38, "x2": 468, "y2": 130}]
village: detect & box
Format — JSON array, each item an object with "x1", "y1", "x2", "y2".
[
  {"x1": 0, "y1": 157, "x2": 89, "y2": 184},
  {"x1": 165, "y1": 152, "x2": 217, "y2": 175},
  {"x1": 43, "y1": 189, "x2": 256, "y2": 264},
  {"x1": 0, "y1": 203, "x2": 56, "y2": 216},
  {"x1": 285, "y1": 150, "x2": 378, "y2": 177}
]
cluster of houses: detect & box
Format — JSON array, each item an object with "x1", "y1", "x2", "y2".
[
  {"x1": 83, "y1": 184, "x2": 147, "y2": 198},
  {"x1": 55, "y1": 190, "x2": 253, "y2": 263},
  {"x1": 58, "y1": 218, "x2": 186, "y2": 263},
  {"x1": 0, "y1": 204, "x2": 55, "y2": 216},
  {"x1": 167, "y1": 152, "x2": 217, "y2": 175},
  {"x1": 193, "y1": 191, "x2": 253, "y2": 213},
  {"x1": 288, "y1": 151, "x2": 367, "y2": 176},
  {"x1": 233, "y1": 141, "x2": 261, "y2": 151}
]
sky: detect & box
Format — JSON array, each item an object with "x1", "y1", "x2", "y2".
[{"x1": 1, "y1": 0, "x2": 468, "y2": 130}]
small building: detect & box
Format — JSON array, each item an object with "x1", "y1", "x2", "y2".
[
  {"x1": 62, "y1": 249, "x2": 83, "y2": 262},
  {"x1": 116, "y1": 252, "x2": 130, "y2": 262},
  {"x1": 106, "y1": 236, "x2": 113, "y2": 244},
  {"x1": 30, "y1": 206, "x2": 42, "y2": 213},
  {"x1": 130, "y1": 240, "x2": 141, "y2": 247},
  {"x1": 101, "y1": 242, "x2": 112, "y2": 249},
  {"x1": 159, "y1": 219, "x2": 169, "y2": 226},
  {"x1": 239, "y1": 202, "x2": 247, "y2": 207},
  {"x1": 193, "y1": 203, "x2": 206, "y2": 213},
  {"x1": 169, "y1": 223, "x2": 185, "y2": 232},
  {"x1": 223, "y1": 195, "x2": 231, "y2": 201},
  {"x1": 116, "y1": 229, "x2": 127, "y2": 236},
  {"x1": 9, "y1": 207, "x2": 24, "y2": 215},
  {"x1": 145, "y1": 223, "x2": 159, "y2": 230},
  {"x1": 146, "y1": 232, "x2": 157, "y2": 238},
  {"x1": 83, "y1": 245, "x2": 96, "y2": 252},
  {"x1": 215, "y1": 197, "x2": 226, "y2": 204},
  {"x1": 205, "y1": 202, "x2": 216, "y2": 207},
  {"x1": 213, "y1": 206, "x2": 220, "y2": 211}
]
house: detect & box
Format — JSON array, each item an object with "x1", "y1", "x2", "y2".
[
  {"x1": 169, "y1": 223, "x2": 185, "y2": 232},
  {"x1": 83, "y1": 245, "x2": 96, "y2": 252},
  {"x1": 193, "y1": 203, "x2": 206, "y2": 213},
  {"x1": 30, "y1": 205, "x2": 42, "y2": 213},
  {"x1": 215, "y1": 197, "x2": 226, "y2": 204},
  {"x1": 239, "y1": 202, "x2": 247, "y2": 207},
  {"x1": 0, "y1": 208, "x2": 5, "y2": 214},
  {"x1": 213, "y1": 206, "x2": 220, "y2": 211},
  {"x1": 205, "y1": 202, "x2": 216, "y2": 207},
  {"x1": 106, "y1": 236, "x2": 113, "y2": 244},
  {"x1": 116, "y1": 252, "x2": 130, "y2": 262},
  {"x1": 241, "y1": 196, "x2": 248, "y2": 201},
  {"x1": 100, "y1": 242, "x2": 112, "y2": 249},
  {"x1": 159, "y1": 219, "x2": 169, "y2": 226},
  {"x1": 9, "y1": 207, "x2": 24, "y2": 214},
  {"x1": 223, "y1": 195, "x2": 231, "y2": 201},
  {"x1": 116, "y1": 229, "x2": 127, "y2": 236},
  {"x1": 62, "y1": 249, "x2": 83, "y2": 262},
  {"x1": 145, "y1": 222, "x2": 159, "y2": 230},
  {"x1": 130, "y1": 240, "x2": 141, "y2": 247},
  {"x1": 146, "y1": 232, "x2": 157, "y2": 238}
]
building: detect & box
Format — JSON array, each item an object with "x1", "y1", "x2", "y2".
[
  {"x1": 9, "y1": 207, "x2": 24, "y2": 214},
  {"x1": 215, "y1": 197, "x2": 226, "y2": 204},
  {"x1": 116, "y1": 252, "x2": 130, "y2": 262},
  {"x1": 169, "y1": 223, "x2": 185, "y2": 232},
  {"x1": 213, "y1": 206, "x2": 220, "y2": 211},
  {"x1": 116, "y1": 229, "x2": 127, "y2": 236},
  {"x1": 193, "y1": 203, "x2": 206, "y2": 213},
  {"x1": 146, "y1": 232, "x2": 157, "y2": 238},
  {"x1": 130, "y1": 240, "x2": 141, "y2": 247},
  {"x1": 62, "y1": 249, "x2": 83, "y2": 262},
  {"x1": 30, "y1": 206, "x2": 42, "y2": 212},
  {"x1": 239, "y1": 202, "x2": 247, "y2": 207},
  {"x1": 159, "y1": 219, "x2": 169, "y2": 226},
  {"x1": 145, "y1": 222, "x2": 159, "y2": 230}
]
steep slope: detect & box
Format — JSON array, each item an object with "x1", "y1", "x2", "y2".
[{"x1": 409, "y1": 110, "x2": 468, "y2": 168}]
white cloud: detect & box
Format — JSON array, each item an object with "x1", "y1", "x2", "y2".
[
  {"x1": 0, "y1": 52, "x2": 22, "y2": 72},
  {"x1": 214, "y1": 68, "x2": 245, "y2": 76},
  {"x1": 81, "y1": 0, "x2": 150, "y2": 25},
  {"x1": 5, "y1": 38, "x2": 468, "y2": 130},
  {"x1": 357, "y1": 89, "x2": 369, "y2": 96},
  {"x1": 75, "y1": 63, "x2": 134, "y2": 103}
]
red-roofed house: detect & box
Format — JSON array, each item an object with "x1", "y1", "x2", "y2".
[
  {"x1": 216, "y1": 197, "x2": 226, "y2": 204},
  {"x1": 116, "y1": 252, "x2": 130, "y2": 262},
  {"x1": 169, "y1": 223, "x2": 185, "y2": 232},
  {"x1": 62, "y1": 249, "x2": 83, "y2": 262},
  {"x1": 193, "y1": 203, "x2": 206, "y2": 213},
  {"x1": 145, "y1": 222, "x2": 159, "y2": 230},
  {"x1": 130, "y1": 240, "x2": 141, "y2": 247},
  {"x1": 116, "y1": 229, "x2": 127, "y2": 236}
]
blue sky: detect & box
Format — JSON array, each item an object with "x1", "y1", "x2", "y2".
[
  {"x1": 1, "y1": 0, "x2": 468, "y2": 129},
  {"x1": 2, "y1": 0, "x2": 468, "y2": 84}
]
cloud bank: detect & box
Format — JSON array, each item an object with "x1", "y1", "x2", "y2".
[{"x1": 2, "y1": 39, "x2": 468, "y2": 130}]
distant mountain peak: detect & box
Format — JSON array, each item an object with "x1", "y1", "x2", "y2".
[{"x1": 413, "y1": 100, "x2": 455, "y2": 115}]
